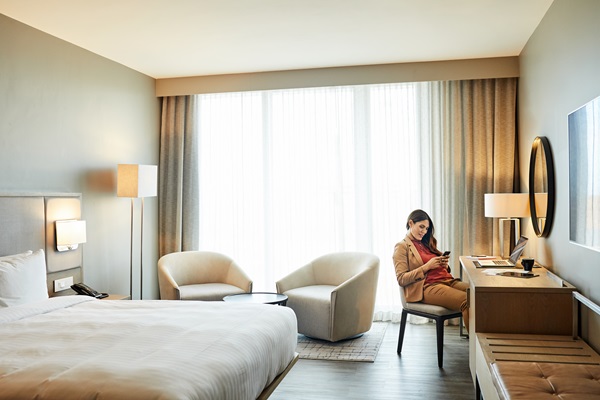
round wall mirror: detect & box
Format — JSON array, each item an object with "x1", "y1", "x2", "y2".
[{"x1": 528, "y1": 136, "x2": 555, "y2": 237}]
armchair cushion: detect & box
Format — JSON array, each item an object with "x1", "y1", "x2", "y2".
[{"x1": 179, "y1": 283, "x2": 246, "y2": 301}]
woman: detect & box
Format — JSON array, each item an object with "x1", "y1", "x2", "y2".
[{"x1": 393, "y1": 209, "x2": 469, "y2": 329}]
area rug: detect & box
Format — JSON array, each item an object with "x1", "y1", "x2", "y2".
[{"x1": 296, "y1": 322, "x2": 388, "y2": 362}]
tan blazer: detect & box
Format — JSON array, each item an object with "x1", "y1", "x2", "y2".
[{"x1": 393, "y1": 235, "x2": 427, "y2": 302}]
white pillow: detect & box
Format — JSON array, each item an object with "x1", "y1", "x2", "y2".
[
  {"x1": 0, "y1": 250, "x2": 33, "y2": 261},
  {"x1": 0, "y1": 249, "x2": 48, "y2": 307}
]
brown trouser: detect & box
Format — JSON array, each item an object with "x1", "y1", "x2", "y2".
[{"x1": 423, "y1": 279, "x2": 470, "y2": 330}]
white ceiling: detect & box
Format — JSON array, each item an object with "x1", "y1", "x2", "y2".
[{"x1": 0, "y1": 0, "x2": 554, "y2": 79}]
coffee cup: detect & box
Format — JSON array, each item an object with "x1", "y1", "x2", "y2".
[{"x1": 521, "y1": 258, "x2": 534, "y2": 272}]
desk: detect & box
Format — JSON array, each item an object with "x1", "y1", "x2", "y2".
[{"x1": 460, "y1": 257, "x2": 576, "y2": 384}]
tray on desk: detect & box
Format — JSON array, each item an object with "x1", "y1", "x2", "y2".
[{"x1": 497, "y1": 271, "x2": 538, "y2": 278}]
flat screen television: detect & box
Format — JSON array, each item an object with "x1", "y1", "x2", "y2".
[{"x1": 568, "y1": 95, "x2": 600, "y2": 251}]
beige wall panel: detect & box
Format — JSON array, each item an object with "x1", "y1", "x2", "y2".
[
  {"x1": 156, "y1": 57, "x2": 519, "y2": 96},
  {"x1": 518, "y1": 0, "x2": 600, "y2": 350},
  {"x1": 0, "y1": 14, "x2": 161, "y2": 299}
]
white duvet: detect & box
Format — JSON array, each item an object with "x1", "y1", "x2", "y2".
[{"x1": 0, "y1": 296, "x2": 297, "y2": 400}]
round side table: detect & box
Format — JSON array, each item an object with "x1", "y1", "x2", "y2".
[{"x1": 223, "y1": 292, "x2": 288, "y2": 306}]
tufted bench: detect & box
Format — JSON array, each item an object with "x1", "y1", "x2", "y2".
[
  {"x1": 491, "y1": 361, "x2": 600, "y2": 399},
  {"x1": 475, "y1": 292, "x2": 600, "y2": 400}
]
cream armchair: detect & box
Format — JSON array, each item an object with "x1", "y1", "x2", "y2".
[
  {"x1": 276, "y1": 252, "x2": 379, "y2": 342},
  {"x1": 158, "y1": 251, "x2": 252, "y2": 301}
]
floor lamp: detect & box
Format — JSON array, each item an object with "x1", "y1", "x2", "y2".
[
  {"x1": 117, "y1": 164, "x2": 157, "y2": 300},
  {"x1": 484, "y1": 193, "x2": 530, "y2": 258}
]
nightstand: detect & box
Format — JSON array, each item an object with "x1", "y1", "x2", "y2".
[{"x1": 100, "y1": 294, "x2": 130, "y2": 300}]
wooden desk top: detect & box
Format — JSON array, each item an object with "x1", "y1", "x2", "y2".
[{"x1": 460, "y1": 256, "x2": 575, "y2": 293}]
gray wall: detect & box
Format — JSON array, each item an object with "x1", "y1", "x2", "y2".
[
  {"x1": 0, "y1": 14, "x2": 161, "y2": 299},
  {"x1": 519, "y1": 0, "x2": 600, "y2": 347}
]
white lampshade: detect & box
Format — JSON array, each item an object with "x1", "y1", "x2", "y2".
[
  {"x1": 117, "y1": 164, "x2": 157, "y2": 198},
  {"x1": 56, "y1": 220, "x2": 87, "y2": 251},
  {"x1": 484, "y1": 193, "x2": 530, "y2": 218}
]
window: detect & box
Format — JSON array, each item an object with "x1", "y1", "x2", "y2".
[{"x1": 196, "y1": 82, "x2": 437, "y2": 317}]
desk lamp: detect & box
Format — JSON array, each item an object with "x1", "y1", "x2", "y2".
[{"x1": 484, "y1": 193, "x2": 530, "y2": 258}]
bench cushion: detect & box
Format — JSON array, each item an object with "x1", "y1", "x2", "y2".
[{"x1": 491, "y1": 361, "x2": 600, "y2": 399}]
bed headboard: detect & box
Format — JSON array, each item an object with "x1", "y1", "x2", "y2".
[{"x1": 0, "y1": 193, "x2": 83, "y2": 296}]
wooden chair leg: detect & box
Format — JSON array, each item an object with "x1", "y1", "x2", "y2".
[
  {"x1": 397, "y1": 310, "x2": 408, "y2": 354},
  {"x1": 436, "y1": 317, "x2": 444, "y2": 368}
]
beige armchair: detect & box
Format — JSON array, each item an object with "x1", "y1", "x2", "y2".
[
  {"x1": 158, "y1": 251, "x2": 252, "y2": 301},
  {"x1": 276, "y1": 252, "x2": 379, "y2": 342}
]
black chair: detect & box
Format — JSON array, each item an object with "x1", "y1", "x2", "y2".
[{"x1": 397, "y1": 287, "x2": 464, "y2": 368}]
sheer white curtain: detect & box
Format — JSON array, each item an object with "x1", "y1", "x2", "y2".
[{"x1": 194, "y1": 82, "x2": 440, "y2": 320}]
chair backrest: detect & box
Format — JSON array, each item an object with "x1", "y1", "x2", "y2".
[
  {"x1": 311, "y1": 252, "x2": 379, "y2": 286},
  {"x1": 158, "y1": 251, "x2": 237, "y2": 286},
  {"x1": 398, "y1": 285, "x2": 409, "y2": 308}
]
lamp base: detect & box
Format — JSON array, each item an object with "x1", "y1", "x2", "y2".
[{"x1": 499, "y1": 218, "x2": 520, "y2": 258}]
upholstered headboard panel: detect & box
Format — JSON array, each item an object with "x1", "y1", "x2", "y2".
[
  {"x1": 0, "y1": 193, "x2": 83, "y2": 296},
  {"x1": 0, "y1": 196, "x2": 45, "y2": 256}
]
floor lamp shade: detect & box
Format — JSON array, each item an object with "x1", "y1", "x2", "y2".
[{"x1": 117, "y1": 164, "x2": 158, "y2": 198}]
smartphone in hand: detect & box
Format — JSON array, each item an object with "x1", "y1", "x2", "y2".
[{"x1": 442, "y1": 251, "x2": 451, "y2": 256}]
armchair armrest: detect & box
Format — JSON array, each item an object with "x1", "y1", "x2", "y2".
[
  {"x1": 225, "y1": 262, "x2": 253, "y2": 292},
  {"x1": 330, "y1": 260, "x2": 379, "y2": 341},
  {"x1": 157, "y1": 263, "x2": 181, "y2": 300}
]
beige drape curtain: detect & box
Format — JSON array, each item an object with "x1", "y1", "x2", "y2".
[
  {"x1": 156, "y1": 79, "x2": 518, "y2": 304},
  {"x1": 431, "y1": 78, "x2": 519, "y2": 268},
  {"x1": 158, "y1": 95, "x2": 199, "y2": 257}
]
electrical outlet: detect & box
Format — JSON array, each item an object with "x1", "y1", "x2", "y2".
[{"x1": 54, "y1": 276, "x2": 74, "y2": 293}]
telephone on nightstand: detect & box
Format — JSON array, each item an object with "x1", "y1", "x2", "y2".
[{"x1": 71, "y1": 283, "x2": 109, "y2": 299}]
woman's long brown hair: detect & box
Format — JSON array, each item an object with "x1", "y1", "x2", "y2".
[{"x1": 406, "y1": 209, "x2": 442, "y2": 256}]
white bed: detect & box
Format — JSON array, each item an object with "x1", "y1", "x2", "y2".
[
  {"x1": 0, "y1": 296, "x2": 297, "y2": 400},
  {"x1": 0, "y1": 194, "x2": 298, "y2": 400}
]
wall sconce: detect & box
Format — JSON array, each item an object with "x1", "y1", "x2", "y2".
[
  {"x1": 117, "y1": 164, "x2": 157, "y2": 300},
  {"x1": 484, "y1": 193, "x2": 530, "y2": 258},
  {"x1": 55, "y1": 220, "x2": 87, "y2": 252}
]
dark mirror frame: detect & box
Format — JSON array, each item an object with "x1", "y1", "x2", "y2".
[{"x1": 528, "y1": 136, "x2": 555, "y2": 237}]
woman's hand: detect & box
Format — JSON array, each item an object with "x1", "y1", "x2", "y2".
[{"x1": 423, "y1": 255, "x2": 449, "y2": 272}]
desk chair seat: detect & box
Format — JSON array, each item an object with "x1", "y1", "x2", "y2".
[{"x1": 397, "y1": 287, "x2": 462, "y2": 368}]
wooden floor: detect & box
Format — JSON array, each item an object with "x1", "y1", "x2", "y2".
[{"x1": 270, "y1": 321, "x2": 475, "y2": 400}]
